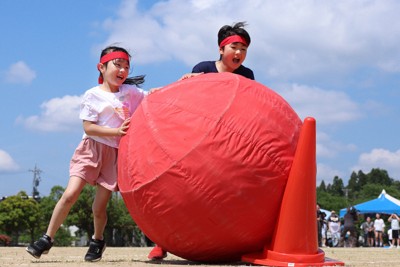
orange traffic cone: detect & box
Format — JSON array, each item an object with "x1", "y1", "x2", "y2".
[{"x1": 242, "y1": 117, "x2": 344, "y2": 266}]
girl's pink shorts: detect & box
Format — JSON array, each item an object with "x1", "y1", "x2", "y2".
[{"x1": 70, "y1": 138, "x2": 118, "y2": 191}]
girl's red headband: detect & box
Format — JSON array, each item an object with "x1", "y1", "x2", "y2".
[
  {"x1": 98, "y1": 51, "x2": 130, "y2": 84},
  {"x1": 100, "y1": 51, "x2": 130, "y2": 64},
  {"x1": 219, "y1": 35, "x2": 248, "y2": 48}
]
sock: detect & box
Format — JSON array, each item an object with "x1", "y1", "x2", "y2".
[
  {"x1": 92, "y1": 235, "x2": 104, "y2": 241},
  {"x1": 43, "y1": 234, "x2": 54, "y2": 243}
]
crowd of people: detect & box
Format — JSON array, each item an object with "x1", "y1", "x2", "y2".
[{"x1": 317, "y1": 204, "x2": 400, "y2": 248}]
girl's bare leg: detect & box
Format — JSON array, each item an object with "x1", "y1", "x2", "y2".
[
  {"x1": 45, "y1": 176, "x2": 86, "y2": 239},
  {"x1": 92, "y1": 185, "x2": 112, "y2": 240}
]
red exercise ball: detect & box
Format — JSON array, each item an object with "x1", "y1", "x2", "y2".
[{"x1": 118, "y1": 72, "x2": 302, "y2": 262}]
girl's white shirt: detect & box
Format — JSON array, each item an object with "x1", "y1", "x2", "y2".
[
  {"x1": 80, "y1": 84, "x2": 146, "y2": 148},
  {"x1": 374, "y1": 218, "x2": 385, "y2": 231}
]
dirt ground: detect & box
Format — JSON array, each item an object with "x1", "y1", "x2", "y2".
[{"x1": 0, "y1": 246, "x2": 399, "y2": 267}]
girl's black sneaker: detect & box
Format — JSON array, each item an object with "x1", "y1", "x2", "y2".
[
  {"x1": 26, "y1": 234, "x2": 53, "y2": 259},
  {"x1": 84, "y1": 238, "x2": 106, "y2": 262}
]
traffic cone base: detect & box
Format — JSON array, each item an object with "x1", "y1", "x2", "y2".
[
  {"x1": 242, "y1": 249, "x2": 344, "y2": 266},
  {"x1": 241, "y1": 117, "x2": 344, "y2": 266}
]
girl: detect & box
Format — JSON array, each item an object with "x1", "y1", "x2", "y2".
[
  {"x1": 26, "y1": 45, "x2": 147, "y2": 262},
  {"x1": 374, "y1": 213, "x2": 385, "y2": 247}
]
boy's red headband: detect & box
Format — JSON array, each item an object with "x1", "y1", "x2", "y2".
[
  {"x1": 219, "y1": 35, "x2": 248, "y2": 48},
  {"x1": 98, "y1": 51, "x2": 130, "y2": 84}
]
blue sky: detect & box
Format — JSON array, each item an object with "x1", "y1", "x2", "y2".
[{"x1": 1, "y1": 0, "x2": 400, "y2": 198}]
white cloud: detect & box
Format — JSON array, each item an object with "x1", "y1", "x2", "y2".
[
  {"x1": 16, "y1": 95, "x2": 82, "y2": 132},
  {"x1": 317, "y1": 163, "x2": 344, "y2": 186},
  {"x1": 96, "y1": 0, "x2": 400, "y2": 80},
  {"x1": 277, "y1": 83, "x2": 361, "y2": 124},
  {"x1": 317, "y1": 131, "x2": 356, "y2": 159},
  {"x1": 5, "y1": 61, "x2": 36, "y2": 84},
  {"x1": 0, "y1": 150, "x2": 19, "y2": 172},
  {"x1": 352, "y1": 149, "x2": 400, "y2": 180}
]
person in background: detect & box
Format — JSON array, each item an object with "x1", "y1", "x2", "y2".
[
  {"x1": 388, "y1": 228, "x2": 393, "y2": 247},
  {"x1": 388, "y1": 213, "x2": 400, "y2": 248},
  {"x1": 320, "y1": 212, "x2": 328, "y2": 247},
  {"x1": 339, "y1": 207, "x2": 358, "y2": 247},
  {"x1": 374, "y1": 213, "x2": 385, "y2": 247},
  {"x1": 328, "y1": 211, "x2": 341, "y2": 247},
  {"x1": 360, "y1": 216, "x2": 374, "y2": 247},
  {"x1": 316, "y1": 204, "x2": 324, "y2": 247}
]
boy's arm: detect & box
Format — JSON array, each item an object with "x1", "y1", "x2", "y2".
[{"x1": 179, "y1": 72, "x2": 204, "y2": 81}]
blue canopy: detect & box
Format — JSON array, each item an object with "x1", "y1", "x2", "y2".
[{"x1": 340, "y1": 189, "x2": 400, "y2": 217}]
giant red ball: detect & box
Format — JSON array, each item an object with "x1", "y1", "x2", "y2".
[{"x1": 118, "y1": 72, "x2": 302, "y2": 262}]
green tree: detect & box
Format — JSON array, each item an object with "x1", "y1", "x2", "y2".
[
  {"x1": 327, "y1": 176, "x2": 344, "y2": 196},
  {"x1": 0, "y1": 191, "x2": 40, "y2": 245},
  {"x1": 356, "y1": 183, "x2": 385, "y2": 203},
  {"x1": 318, "y1": 180, "x2": 326, "y2": 191},
  {"x1": 357, "y1": 170, "x2": 368, "y2": 188},
  {"x1": 317, "y1": 168, "x2": 399, "y2": 217},
  {"x1": 53, "y1": 225, "x2": 74, "y2": 246},
  {"x1": 391, "y1": 180, "x2": 400, "y2": 192},
  {"x1": 367, "y1": 168, "x2": 393, "y2": 186},
  {"x1": 105, "y1": 193, "x2": 137, "y2": 246},
  {"x1": 317, "y1": 190, "x2": 347, "y2": 214},
  {"x1": 347, "y1": 171, "x2": 360, "y2": 194}
]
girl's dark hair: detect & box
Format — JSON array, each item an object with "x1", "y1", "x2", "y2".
[
  {"x1": 99, "y1": 46, "x2": 145, "y2": 86},
  {"x1": 217, "y1": 21, "x2": 251, "y2": 47}
]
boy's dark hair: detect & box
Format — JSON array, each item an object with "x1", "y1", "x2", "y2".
[
  {"x1": 217, "y1": 21, "x2": 251, "y2": 47},
  {"x1": 99, "y1": 45, "x2": 145, "y2": 86}
]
